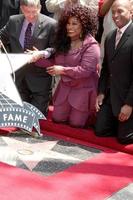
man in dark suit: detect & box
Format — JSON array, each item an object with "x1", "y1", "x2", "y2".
[
  {"x1": 95, "y1": 0, "x2": 133, "y2": 144},
  {"x1": 0, "y1": 0, "x2": 56, "y2": 116}
]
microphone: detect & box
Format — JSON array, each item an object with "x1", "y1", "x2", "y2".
[{"x1": 0, "y1": 40, "x2": 15, "y2": 82}]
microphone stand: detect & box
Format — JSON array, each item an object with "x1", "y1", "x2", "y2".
[{"x1": 0, "y1": 40, "x2": 15, "y2": 82}]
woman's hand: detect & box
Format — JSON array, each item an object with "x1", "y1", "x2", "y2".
[{"x1": 47, "y1": 65, "x2": 65, "y2": 76}]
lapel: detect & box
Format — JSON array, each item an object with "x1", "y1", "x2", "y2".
[
  {"x1": 108, "y1": 30, "x2": 116, "y2": 59},
  {"x1": 111, "y1": 23, "x2": 133, "y2": 59},
  {"x1": 15, "y1": 15, "x2": 25, "y2": 49},
  {"x1": 16, "y1": 15, "x2": 25, "y2": 39},
  {"x1": 32, "y1": 14, "x2": 45, "y2": 38}
]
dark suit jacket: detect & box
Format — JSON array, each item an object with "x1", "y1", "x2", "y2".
[
  {"x1": 0, "y1": 13, "x2": 56, "y2": 53},
  {"x1": 98, "y1": 22, "x2": 133, "y2": 116}
]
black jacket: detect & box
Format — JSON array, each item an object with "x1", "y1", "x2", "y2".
[{"x1": 99, "y1": 22, "x2": 133, "y2": 116}]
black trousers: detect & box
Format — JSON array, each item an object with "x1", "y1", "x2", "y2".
[
  {"x1": 15, "y1": 64, "x2": 53, "y2": 117},
  {"x1": 95, "y1": 95, "x2": 133, "y2": 144}
]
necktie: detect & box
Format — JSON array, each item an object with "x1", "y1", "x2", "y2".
[
  {"x1": 24, "y1": 23, "x2": 33, "y2": 51},
  {"x1": 115, "y1": 29, "x2": 122, "y2": 48}
]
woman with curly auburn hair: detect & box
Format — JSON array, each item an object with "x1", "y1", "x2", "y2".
[
  {"x1": 32, "y1": 5, "x2": 100, "y2": 128},
  {"x1": 54, "y1": 5, "x2": 98, "y2": 53}
]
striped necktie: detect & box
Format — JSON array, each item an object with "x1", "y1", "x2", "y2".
[{"x1": 24, "y1": 23, "x2": 33, "y2": 51}]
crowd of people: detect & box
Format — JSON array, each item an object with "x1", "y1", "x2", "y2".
[{"x1": 0, "y1": 0, "x2": 133, "y2": 144}]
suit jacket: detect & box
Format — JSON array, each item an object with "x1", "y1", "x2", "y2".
[
  {"x1": 0, "y1": 13, "x2": 56, "y2": 53},
  {"x1": 99, "y1": 22, "x2": 133, "y2": 116}
]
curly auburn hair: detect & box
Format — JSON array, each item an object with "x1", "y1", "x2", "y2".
[{"x1": 53, "y1": 5, "x2": 98, "y2": 53}]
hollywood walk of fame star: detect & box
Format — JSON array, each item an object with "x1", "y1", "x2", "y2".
[{"x1": 0, "y1": 136, "x2": 81, "y2": 171}]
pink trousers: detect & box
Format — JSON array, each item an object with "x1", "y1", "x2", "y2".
[{"x1": 52, "y1": 99, "x2": 89, "y2": 128}]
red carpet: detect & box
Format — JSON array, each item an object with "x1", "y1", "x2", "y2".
[
  {"x1": 0, "y1": 106, "x2": 133, "y2": 199},
  {"x1": 40, "y1": 119, "x2": 133, "y2": 155},
  {"x1": 0, "y1": 150, "x2": 133, "y2": 200},
  {"x1": 0, "y1": 127, "x2": 16, "y2": 134},
  {"x1": 40, "y1": 106, "x2": 133, "y2": 155}
]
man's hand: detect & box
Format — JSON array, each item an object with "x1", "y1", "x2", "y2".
[
  {"x1": 118, "y1": 104, "x2": 133, "y2": 122},
  {"x1": 95, "y1": 94, "x2": 105, "y2": 112},
  {"x1": 26, "y1": 46, "x2": 44, "y2": 63}
]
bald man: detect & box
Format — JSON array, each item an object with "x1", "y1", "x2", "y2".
[{"x1": 95, "y1": 0, "x2": 133, "y2": 144}]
